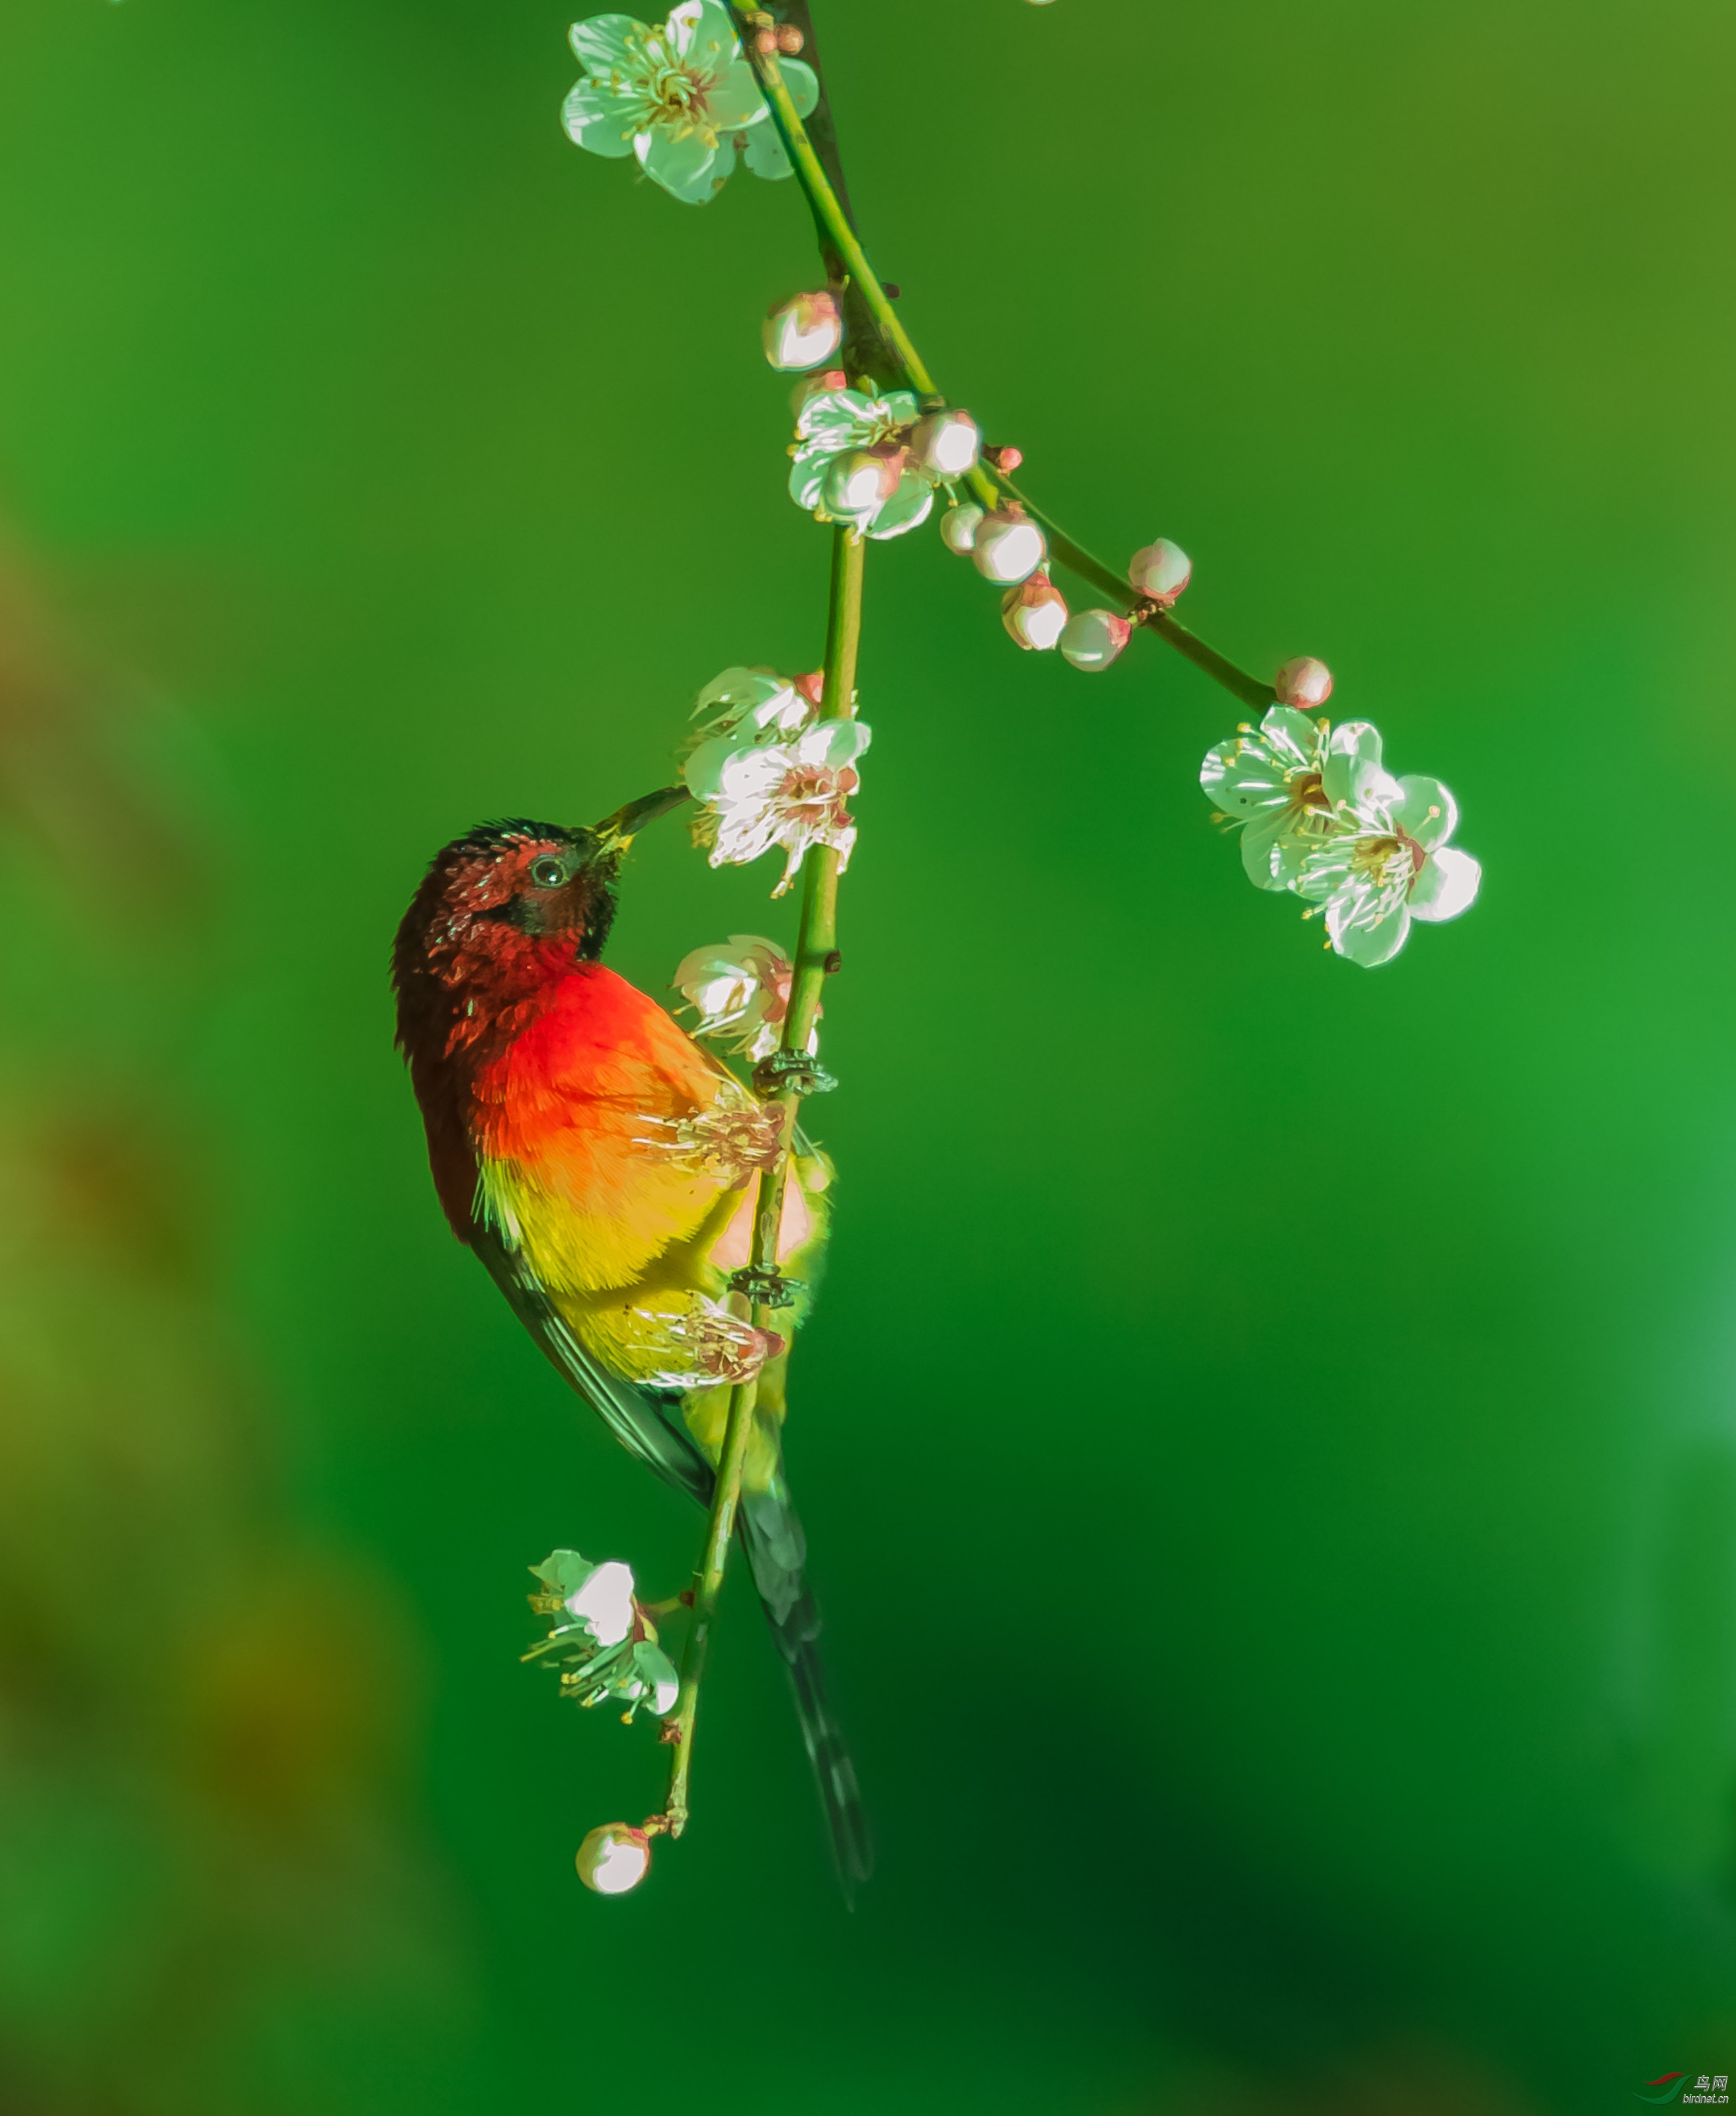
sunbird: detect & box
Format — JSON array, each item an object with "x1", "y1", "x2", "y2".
[{"x1": 391, "y1": 791, "x2": 869, "y2": 1888}]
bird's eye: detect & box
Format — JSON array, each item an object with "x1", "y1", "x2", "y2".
[{"x1": 530, "y1": 856, "x2": 567, "y2": 889}]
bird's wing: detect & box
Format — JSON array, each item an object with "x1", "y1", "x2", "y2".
[{"x1": 468, "y1": 1218, "x2": 713, "y2": 1506}]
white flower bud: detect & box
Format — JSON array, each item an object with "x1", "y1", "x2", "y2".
[
  {"x1": 908, "y1": 409, "x2": 981, "y2": 479},
  {"x1": 1128, "y1": 538, "x2": 1191, "y2": 606},
  {"x1": 576, "y1": 1823, "x2": 652, "y2": 1896},
  {"x1": 1002, "y1": 572, "x2": 1069, "y2": 651},
  {"x1": 1275, "y1": 656, "x2": 1333, "y2": 708},
  {"x1": 822, "y1": 448, "x2": 902, "y2": 518},
  {"x1": 1058, "y1": 607, "x2": 1132, "y2": 671},
  {"x1": 764, "y1": 290, "x2": 843, "y2": 373},
  {"x1": 972, "y1": 510, "x2": 1046, "y2": 585},
  {"x1": 940, "y1": 503, "x2": 984, "y2": 554}
]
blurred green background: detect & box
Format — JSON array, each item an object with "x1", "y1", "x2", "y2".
[{"x1": 1, "y1": 0, "x2": 1733, "y2": 2109}]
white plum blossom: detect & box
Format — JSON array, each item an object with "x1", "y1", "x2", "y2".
[
  {"x1": 526, "y1": 1551, "x2": 682, "y2": 1721},
  {"x1": 562, "y1": 3, "x2": 818, "y2": 204},
  {"x1": 672, "y1": 934, "x2": 818, "y2": 1061},
  {"x1": 685, "y1": 716, "x2": 871, "y2": 895},
  {"x1": 689, "y1": 665, "x2": 819, "y2": 745},
  {"x1": 565, "y1": 1558, "x2": 637, "y2": 1647},
  {"x1": 1295, "y1": 729, "x2": 1480, "y2": 967},
  {"x1": 639, "y1": 1293, "x2": 784, "y2": 1387},
  {"x1": 1203, "y1": 710, "x2": 1480, "y2": 967},
  {"x1": 787, "y1": 386, "x2": 933, "y2": 538},
  {"x1": 1201, "y1": 705, "x2": 1337, "y2": 893}
]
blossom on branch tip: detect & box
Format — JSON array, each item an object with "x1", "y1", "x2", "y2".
[
  {"x1": 1002, "y1": 571, "x2": 1069, "y2": 650},
  {"x1": 1201, "y1": 705, "x2": 1337, "y2": 893},
  {"x1": 1058, "y1": 608, "x2": 1132, "y2": 671},
  {"x1": 562, "y1": 2, "x2": 818, "y2": 204},
  {"x1": 1294, "y1": 731, "x2": 1480, "y2": 967},
  {"x1": 971, "y1": 509, "x2": 1046, "y2": 585},
  {"x1": 1202, "y1": 711, "x2": 1480, "y2": 966},
  {"x1": 684, "y1": 716, "x2": 871, "y2": 895},
  {"x1": 576, "y1": 1824, "x2": 652, "y2": 1894},
  {"x1": 764, "y1": 290, "x2": 842, "y2": 372},
  {"x1": 1128, "y1": 538, "x2": 1191, "y2": 606},
  {"x1": 672, "y1": 934, "x2": 818, "y2": 1061}
]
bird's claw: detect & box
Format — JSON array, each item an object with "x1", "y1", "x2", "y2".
[
  {"x1": 752, "y1": 1050, "x2": 838, "y2": 1097},
  {"x1": 728, "y1": 1265, "x2": 803, "y2": 1309}
]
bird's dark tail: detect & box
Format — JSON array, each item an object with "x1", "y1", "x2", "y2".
[{"x1": 740, "y1": 1479, "x2": 873, "y2": 1902}]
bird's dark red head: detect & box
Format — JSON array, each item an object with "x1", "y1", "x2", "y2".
[{"x1": 391, "y1": 813, "x2": 627, "y2": 1069}]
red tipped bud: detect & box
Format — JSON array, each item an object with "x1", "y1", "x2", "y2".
[
  {"x1": 1058, "y1": 607, "x2": 1133, "y2": 672},
  {"x1": 984, "y1": 444, "x2": 1023, "y2": 471},
  {"x1": 1275, "y1": 656, "x2": 1333, "y2": 708},
  {"x1": 908, "y1": 409, "x2": 981, "y2": 480},
  {"x1": 775, "y1": 24, "x2": 805, "y2": 52},
  {"x1": 822, "y1": 448, "x2": 903, "y2": 516},
  {"x1": 972, "y1": 509, "x2": 1046, "y2": 585},
  {"x1": 1128, "y1": 538, "x2": 1191, "y2": 606},
  {"x1": 789, "y1": 366, "x2": 847, "y2": 418},
  {"x1": 1002, "y1": 572, "x2": 1069, "y2": 651},
  {"x1": 764, "y1": 290, "x2": 843, "y2": 373},
  {"x1": 576, "y1": 1823, "x2": 652, "y2": 1895}
]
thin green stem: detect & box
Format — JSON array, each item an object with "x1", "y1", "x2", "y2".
[
  {"x1": 734, "y1": 8, "x2": 1276, "y2": 711},
  {"x1": 658, "y1": 524, "x2": 866, "y2": 1839},
  {"x1": 660, "y1": 1369, "x2": 760, "y2": 1836}
]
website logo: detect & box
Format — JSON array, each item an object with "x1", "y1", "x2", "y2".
[{"x1": 1636, "y1": 2077, "x2": 1730, "y2": 2105}]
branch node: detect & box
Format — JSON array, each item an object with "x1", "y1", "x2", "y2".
[
  {"x1": 751, "y1": 1050, "x2": 838, "y2": 1097},
  {"x1": 728, "y1": 1264, "x2": 805, "y2": 1308}
]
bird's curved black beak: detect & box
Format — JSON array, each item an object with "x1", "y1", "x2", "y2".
[{"x1": 587, "y1": 783, "x2": 691, "y2": 866}]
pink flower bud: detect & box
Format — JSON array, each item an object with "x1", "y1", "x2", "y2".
[
  {"x1": 1128, "y1": 538, "x2": 1191, "y2": 606},
  {"x1": 1058, "y1": 607, "x2": 1132, "y2": 672},
  {"x1": 793, "y1": 670, "x2": 824, "y2": 708},
  {"x1": 1275, "y1": 656, "x2": 1333, "y2": 708},
  {"x1": 940, "y1": 503, "x2": 984, "y2": 554},
  {"x1": 822, "y1": 448, "x2": 902, "y2": 517},
  {"x1": 763, "y1": 290, "x2": 843, "y2": 373},
  {"x1": 908, "y1": 409, "x2": 981, "y2": 480},
  {"x1": 789, "y1": 367, "x2": 847, "y2": 417},
  {"x1": 972, "y1": 510, "x2": 1047, "y2": 586},
  {"x1": 1002, "y1": 571, "x2": 1069, "y2": 651},
  {"x1": 576, "y1": 1823, "x2": 652, "y2": 1896}
]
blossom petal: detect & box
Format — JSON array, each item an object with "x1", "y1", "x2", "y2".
[
  {"x1": 1259, "y1": 705, "x2": 1322, "y2": 772},
  {"x1": 1408, "y1": 844, "x2": 1481, "y2": 923},
  {"x1": 1328, "y1": 895, "x2": 1411, "y2": 967},
  {"x1": 1322, "y1": 720, "x2": 1401, "y2": 822},
  {"x1": 789, "y1": 442, "x2": 830, "y2": 511},
  {"x1": 745, "y1": 121, "x2": 793, "y2": 179},
  {"x1": 637, "y1": 124, "x2": 726, "y2": 203},
  {"x1": 561, "y1": 77, "x2": 641, "y2": 157},
  {"x1": 796, "y1": 717, "x2": 871, "y2": 770},
  {"x1": 1394, "y1": 774, "x2": 1458, "y2": 852},
  {"x1": 865, "y1": 467, "x2": 935, "y2": 541},
  {"x1": 779, "y1": 57, "x2": 820, "y2": 118},
  {"x1": 705, "y1": 56, "x2": 767, "y2": 130},
  {"x1": 665, "y1": 0, "x2": 737, "y2": 69},
  {"x1": 797, "y1": 388, "x2": 877, "y2": 446},
  {"x1": 1240, "y1": 809, "x2": 1296, "y2": 893},
  {"x1": 570, "y1": 13, "x2": 652, "y2": 73}
]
